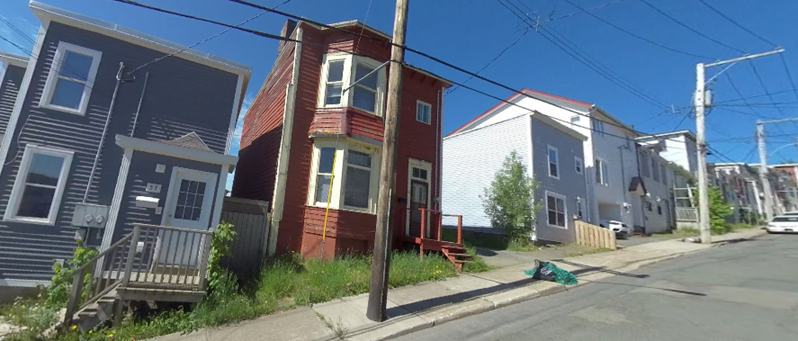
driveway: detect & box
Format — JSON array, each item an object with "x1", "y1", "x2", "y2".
[{"x1": 396, "y1": 234, "x2": 798, "y2": 341}]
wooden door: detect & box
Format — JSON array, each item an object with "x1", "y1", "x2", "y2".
[{"x1": 409, "y1": 180, "x2": 428, "y2": 238}]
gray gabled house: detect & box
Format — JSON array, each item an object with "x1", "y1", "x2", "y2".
[{"x1": 0, "y1": 1, "x2": 250, "y2": 300}]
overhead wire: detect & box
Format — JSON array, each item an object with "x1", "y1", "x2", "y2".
[
  {"x1": 638, "y1": 0, "x2": 745, "y2": 54},
  {"x1": 446, "y1": 28, "x2": 531, "y2": 96},
  {"x1": 694, "y1": 0, "x2": 778, "y2": 47}
]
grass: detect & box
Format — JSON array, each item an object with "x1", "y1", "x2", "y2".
[
  {"x1": 651, "y1": 223, "x2": 758, "y2": 240},
  {"x1": 7, "y1": 251, "x2": 471, "y2": 341}
]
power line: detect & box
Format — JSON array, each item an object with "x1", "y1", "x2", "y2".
[
  {"x1": 446, "y1": 28, "x2": 531, "y2": 96},
  {"x1": 559, "y1": 0, "x2": 713, "y2": 59},
  {"x1": 749, "y1": 60, "x2": 790, "y2": 117},
  {"x1": 722, "y1": 72, "x2": 780, "y2": 120},
  {"x1": 779, "y1": 53, "x2": 798, "y2": 103},
  {"x1": 126, "y1": 0, "x2": 293, "y2": 74},
  {"x1": 499, "y1": 0, "x2": 669, "y2": 110},
  {"x1": 694, "y1": 0, "x2": 778, "y2": 47},
  {"x1": 714, "y1": 88, "x2": 796, "y2": 105},
  {"x1": 638, "y1": 0, "x2": 745, "y2": 54}
]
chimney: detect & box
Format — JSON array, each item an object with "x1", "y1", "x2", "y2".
[{"x1": 279, "y1": 19, "x2": 298, "y2": 52}]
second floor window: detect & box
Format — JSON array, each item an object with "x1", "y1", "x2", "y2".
[
  {"x1": 548, "y1": 145, "x2": 559, "y2": 178},
  {"x1": 574, "y1": 157, "x2": 583, "y2": 175},
  {"x1": 591, "y1": 118, "x2": 606, "y2": 137},
  {"x1": 319, "y1": 54, "x2": 386, "y2": 116},
  {"x1": 652, "y1": 158, "x2": 660, "y2": 182},
  {"x1": 661, "y1": 164, "x2": 668, "y2": 184},
  {"x1": 595, "y1": 158, "x2": 609, "y2": 185},
  {"x1": 41, "y1": 42, "x2": 102, "y2": 115},
  {"x1": 416, "y1": 101, "x2": 431, "y2": 124}
]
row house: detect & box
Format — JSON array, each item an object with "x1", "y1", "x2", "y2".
[
  {"x1": 233, "y1": 19, "x2": 455, "y2": 260},
  {"x1": 770, "y1": 164, "x2": 798, "y2": 213},
  {"x1": 632, "y1": 141, "x2": 674, "y2": 234},
  {"x1": 0, "y1": 1, "x2": 249, "y2": 305},
  {"x1": 711, "y1": 163, "x2": 764, "y2": 223}
]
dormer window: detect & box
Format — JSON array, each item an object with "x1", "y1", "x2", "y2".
[{"x1": 319, "y1": 53, "x2": 387, "y2": 116}]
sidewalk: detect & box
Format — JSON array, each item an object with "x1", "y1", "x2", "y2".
[{"x1": 152, "y1": 229, "x2": 766, "y2": 341}]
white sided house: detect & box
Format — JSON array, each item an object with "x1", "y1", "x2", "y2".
[
  {"x1": 448, "y1": 89, "x2": 639, "y2": 230},
  {"x1": 442, "y1": 91, "x2": 588, "y2": 243}
]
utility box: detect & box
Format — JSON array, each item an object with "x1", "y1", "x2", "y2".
[{"x1": 72, "y1": 203, "x2": 110, "y2": 229}]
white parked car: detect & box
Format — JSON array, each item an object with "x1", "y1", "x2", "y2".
[
  {"x1": 766, "y1": 215, "x2": 798, "y2": 234},
  {"x1": 599, "y1": 220, "x2": 631, "y2": 237},
  {"x1": 783, "y1": 211, "x2": 798, "y2": 216}
]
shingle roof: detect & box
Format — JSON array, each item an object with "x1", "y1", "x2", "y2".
[{"x1": 157, "y1": 132, "x2": 214, "y2": 153}]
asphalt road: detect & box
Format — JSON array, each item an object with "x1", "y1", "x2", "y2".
[{"x1": 395, "y1": 234, "x2": 798, "y2": 341}]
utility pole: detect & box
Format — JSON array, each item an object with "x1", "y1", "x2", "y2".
[
  {"x1": 694, "y1": 48, "x2": 783, "y2": 244},
  {"x1": 755, "y1": 117, "x2": 798, "y2": 221},
  {"x1": 367, "y1": 0, "x2": 409, "y2": 322}
]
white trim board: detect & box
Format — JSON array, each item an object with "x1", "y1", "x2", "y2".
[
  {"x1": 115, "y1": 135, "x2": 238, "y2": 169},
  {"x1": 0, "y1": 51, "x2": 28, "y2": 67},
  {"x1": 100, "y1": 148, "x2": 133, "y2": 251},
  {"x1": 0, "y1": 279, "x2": 51, "y2": 287}
]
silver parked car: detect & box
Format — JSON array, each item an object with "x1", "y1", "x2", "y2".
[{"x1": 766, "y1": 215, "x2": 798, "y2": 234}]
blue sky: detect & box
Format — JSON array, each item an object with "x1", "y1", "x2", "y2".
[{"x1": 3, "y1": 0, "x2": 798, "y2": 190}]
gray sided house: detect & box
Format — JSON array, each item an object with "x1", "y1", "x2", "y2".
[
  {"x1": 443, "y1": 104, "x2": 588, "y2": 243},
  {"x1": 0, "y1": 2, "x2": 250, "y2": 293}
]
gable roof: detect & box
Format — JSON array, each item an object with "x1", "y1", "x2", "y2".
[
  {"x1": 636, "y1": 130, "x2": 697, "y2": 142},
  {"x1": 448, "y1": 89, "x2": 592, "y2": 137},
  {"x1": 158, "y1": 132, "x2": 213, "y2": 153},
  {"x1": 0, "y1": 51, "x2": 28, "y2": 68}
]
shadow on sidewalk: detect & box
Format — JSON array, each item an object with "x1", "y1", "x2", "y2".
[{"x1": 552, "y1": 259, "x2": 651, "y2": 279}]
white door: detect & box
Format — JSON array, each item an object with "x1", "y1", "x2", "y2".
[{"x1": 158, "y1": 167, "x2": 217, "y2": 267}]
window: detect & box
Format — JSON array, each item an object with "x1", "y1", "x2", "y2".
[
  {"x1": 657, "y1": 204, "x2": 663, "y2": 215},
  {"x1": 574, "y1": 157, "x2": 583, "y2": 175},
  {"x1": 40, "y1": 42, "x2": 102, "y2": 115},
  {"x1": 592, "y1": 118, "x2": 605, "y2": 137},
  {"x1": 4, "y1": 145, "x2": 74, "y2": 225},
  {"x1": 314, "y1": 147, "x2": 336, "y2": 204},
  {"x1": 308, "y1": 141, "x2": 380, "y2": 212},
  {"x1": 546, "y1": 192, "x2": 567, "y2": 228},
  {"x1": 416, "y1": 101, "x2": 431, "y2": 124},
  {"x1": 661, "y1": 163, "x2": 668, "y2": 184},
  {"x1": 646, "y1": 200, "x2": 653, "y2": 212},
  {"x1": 412, "y1": 166, "x2": 428, "y2": 180},
  {"x1": 343, "y1": 150, "x2": 372, "y2": 208},
  {"x1": 570, "y1": 116, "x2": 580, "y2": 127},
  {"x1": 576, "y1": 197, "x2": 583, "y2": 220},
  {"x1": 548, "y1": 145, "x2": 559, "y2": 179},
  {"x1": 174, "y1": 180, "x2": 206, "y2": 221},
  {"x1": 651, "y1": 158, "x2": 660, "y2": 182},
  {"x1": 318, "y1": 54, "x2": 386, "y2": 116},
  {"x1": 640, "y1": 152, "x2": 650, "y2": 177},
  {"x1": 595, "y1": 158, "x2": 609, "y2": 185}
]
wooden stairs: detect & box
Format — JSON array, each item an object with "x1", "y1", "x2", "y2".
[
  {"x1": 72, "y1": 287, "x2": 120, "y2": 332},
  {"x1": 406, "y1": 209, "x2": 470, "y2": 271}
]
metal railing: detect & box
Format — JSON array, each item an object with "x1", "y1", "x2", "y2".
[{"x1": 64, "y1": 224, "x2": 213, "y2": 325}]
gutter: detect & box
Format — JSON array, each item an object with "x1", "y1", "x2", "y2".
[{"x1": 268, "y1": 25, "x2": 302, "y2": 257}]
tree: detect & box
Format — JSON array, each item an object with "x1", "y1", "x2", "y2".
[
  {"x1": 698, "y1": 186, "x2": 732, "y2": 233},
  {"x1": 481, "y1": 151, "x2": 540, "y2": 241}
]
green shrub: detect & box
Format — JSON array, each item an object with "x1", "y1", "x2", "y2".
[
  {"x1": 46, "y1": 241, "x2": 98, "y2": 308},
  {"x1": 482, "y1": 151, "x2": 541, "y2": 242}
]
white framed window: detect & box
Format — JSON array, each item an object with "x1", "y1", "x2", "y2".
[
  {"x1": 40, "y1": 42, "x2": 102, "y2": 115},
  {"x1": 546, "y1": 191, "x2": 567, "y2": 229},
  {"x1": 307, "y1": 139, "x2": 381, "y2": 213},
  {"x1": 4, "y1": 145, "x2": 74, "y2": 225},
  {"x1": 416, "y1": 100, "x2": 431, "y2": 124},
  {"x1": 570, "y1": 116, "x2": 580, "y2": 127},
  {"x1": 595, "y1": 158, "x2": 609, "y2": 186},
  {"x1": 547, "y1": 145, "x2": 559, "y2": 179},
  {"x1": 574, "y1": 156, "x2": 583, "y2": 175},
  {"x1": 318, "y1": 53, "x2": 387, "y2": 116},
  {"x1": 591, "y1": 117, "x2": 605, "y2": 137},
  {"x1": 576, "y1": 197, "x2": 583, "y2": 220}
]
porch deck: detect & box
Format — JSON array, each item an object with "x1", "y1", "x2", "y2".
[{"x1": 404, "y1": 209, "x2": 472, "y2": 271}]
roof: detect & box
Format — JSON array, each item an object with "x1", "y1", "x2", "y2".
[
  {"x1": 628, "y1": 176, "x2": 647, "y2": 194},
  {"x1": 29, "y1": 1, "x2": 252, "y2": 77},
  {"x1": 636, "y1": 130, "x2": 697, "y2": 142},
  {"x1": 158, "y1": 132, "x2": 213, "y2": 153},
  {"x1": 0, "y1": 51, "x2": 28, "y2": 68},
  {"x1": 448, "y1": 89, "x2": 593, "y2": 137}
]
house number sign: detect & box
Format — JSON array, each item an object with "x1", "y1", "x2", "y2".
[{"x1": 146, "y1": 183, "x2": 162, "y2": 193}]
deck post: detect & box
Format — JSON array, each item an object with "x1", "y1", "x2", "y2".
[
  {"x1": 198, "y1": 233, "x2": 213, "y2": 290},
  {"x1": 437, "y1": 212, "x2": 442, "y2": 241},
  {"x1": 64, "y1": 266, "x2": 87, "y2": 325},
  {"x1": 420, "y1": 208, "x2": 426, "y2": 239},
  {"x1": 457, "y1": 215, "x2": 463, "y2": 245},
  {"x1": 122, "y1": 224, "x2": 140, "y2": 287}
]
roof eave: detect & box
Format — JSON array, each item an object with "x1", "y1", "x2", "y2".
[{"x1": 0, "y1": 51, "x2": 29, "y2": 68}]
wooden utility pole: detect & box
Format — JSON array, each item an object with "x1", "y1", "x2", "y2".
[{"x1": 367, "y1": 0, "x2": 409, "y2": 322}]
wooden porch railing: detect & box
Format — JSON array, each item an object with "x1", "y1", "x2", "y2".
[
  {"x1": 64, "y1": 224, "x2": 213, "y2": 325},
  {"x1": 415, "y1": 208, "x2": 463, "y2": 245}
]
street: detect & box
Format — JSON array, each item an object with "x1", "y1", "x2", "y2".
[{"x1": 394, "y1": 234, "x2": 798, "y2": 341}]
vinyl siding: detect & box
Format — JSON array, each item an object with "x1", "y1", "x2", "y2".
[
  {"x1": 0, "y1": 22, "x2": 241, "y2": 282},
  {"x1": 442, "y1": 115, "x2": 530, "y2": 229},
  {"x1": 0, "y1": 65, "x2": 24, "y2": 135}
]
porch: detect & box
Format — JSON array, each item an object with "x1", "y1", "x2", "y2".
[
  {"x1": 64, "y1": 224, "x2": 213, "y2": 331},
  {"x1": 402, "y1": 208, "x2": 472, "y2": 272}
]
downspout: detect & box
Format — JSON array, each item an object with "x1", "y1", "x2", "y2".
[
  {"x1": 268, "y1": 26, "x2": 303, "y2": 257},
  {"x1": 130, "y1": 72, "x2": 149, "y2": 137},
  {"x1": 83, "y1": 62, "x2": 126, "y2": 203}
]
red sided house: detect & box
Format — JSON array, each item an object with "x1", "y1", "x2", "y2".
[{"x1": 233, "y1": 20, "x2": 467, "y2": 266}]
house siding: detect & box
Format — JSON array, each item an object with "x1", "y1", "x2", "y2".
[
  {"x1": 112, "y1": 151, "x2": 222, "y2": 242},
  {"x1": 530, "y1": 116, "x2": 586, "y2": 243},
  {"x1": 0, "y1": 65, "x2": 24, "y2": 135},
  {"x1": 0, "y1": 22, "x2": 241, "y2": 282},
  {"x1": 442, "y1": 115, "x2": 530, "y2": 229}
]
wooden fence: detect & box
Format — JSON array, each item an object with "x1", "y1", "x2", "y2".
[
  {"x1": 219, "y1": 197, "x2": 271, "y2": 281},
  {"x1": 575, "y1": 221, "x2": 617, "y2": 250},
  {"x1": 675, "y1": 207, "x2": 699, "y2": 222}
]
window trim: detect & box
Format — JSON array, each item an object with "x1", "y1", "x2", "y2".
[
  {"x1": 545, "y1": 190, "x2": 568, "y2": 229},
  {"x1": 595, "y1": 157, "x2": 609, "y2": 186},
  {"x1": 39, "y1": 42, "x2": 102, "y2": 115},
  {"x1": 306, "y1": 139, "x2": 381, "y2": 214},
  {"x1": 574, "y1": 156, "x2": 583, "y2": 175},
  {"x1": 4, "y1": 144, "x2": 74, "y2": 225},
  {"x1": 576, "y1": 197, "x2": 583, "y2": 220},
  {"x1": 317, "y1": 53, "x2": 387, "y2": 117},
  {"x1": 416, "y1": 100, "x2": 432, "y2": 125},
  {"x1": 547, "y1": 145, "x2": 560, "y2": 179}
]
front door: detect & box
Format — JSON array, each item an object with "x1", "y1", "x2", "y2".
[
  {"x1": 409, "y1": 180, "x2": 428, "y2": 238},
  {"x1": 158, "y1": 167, "x2": 217, "y2": 267}
]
